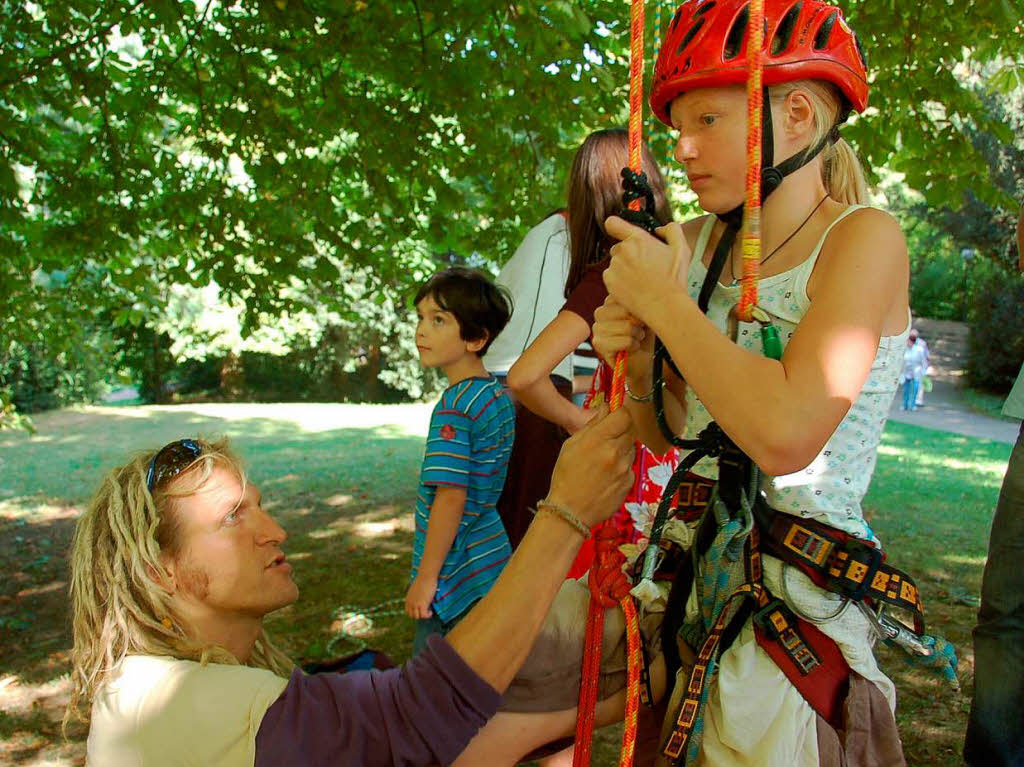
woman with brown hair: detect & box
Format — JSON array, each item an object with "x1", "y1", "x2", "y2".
[{"x1": 502, "y1": 129, "x2": 676, "y2": 579}]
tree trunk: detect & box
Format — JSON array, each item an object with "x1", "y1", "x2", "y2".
[{"x1": 220, "y1": 351, "x2": 246, "y2": 400}]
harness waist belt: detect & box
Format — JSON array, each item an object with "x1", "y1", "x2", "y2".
[{"x1": 756, "y1": 504, "x2": 926, "y2": 633}]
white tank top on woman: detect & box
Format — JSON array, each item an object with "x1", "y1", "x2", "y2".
[{"x1": 680, "y1": 205, "x2": 910, "y2": 543}]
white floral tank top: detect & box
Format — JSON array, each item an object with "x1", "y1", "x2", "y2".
[{"x1": 680, "y1": 205, "x2": 910, "y2": 543}]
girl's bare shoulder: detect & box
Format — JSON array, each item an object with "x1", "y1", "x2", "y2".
[
  {"x1": 812, "y1": 205, "x2": 908, "y2": 304},
  {"x1": 829, "y1": 206, "x2": 905, "y2": 251},
  {"x1": 681, "y1": 214, "x2": 714, "y2": 247}
]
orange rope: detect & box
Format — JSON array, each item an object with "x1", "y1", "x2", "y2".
[
  {"x1": 574, "y1": 1, "x2": 646, "y2": 764},
  {"x1": 620, "y1": 596, "x2": 644, "y2": 766},
  {"x1": 737, "y1": 0, "x2": 765, "y2": 322},
  {"x1": 609, "y1": 0, "x2": 647, "y2": 412}
]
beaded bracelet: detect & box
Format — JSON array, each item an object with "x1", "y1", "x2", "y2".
[{"x1": 534, "y1": 499, "x2": 591, "y2": 539}]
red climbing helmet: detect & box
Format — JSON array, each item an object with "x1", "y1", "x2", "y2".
[{"x1": 650, "y1": 0, "x2": 869, "y2": 126}]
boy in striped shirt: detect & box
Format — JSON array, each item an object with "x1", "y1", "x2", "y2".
[{"x1": 407, "y1": 266, "x2": 516, "y2": 653}]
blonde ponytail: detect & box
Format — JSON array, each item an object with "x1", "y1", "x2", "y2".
[
  {"x1": 823, "y1": 137, "x2": 869, "y2": 204},
  {"x1": 771, "y1": 80, "x2": 870, "y2": 205}
]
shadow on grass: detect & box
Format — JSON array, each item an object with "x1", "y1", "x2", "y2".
[
  {"x1": 867, "y1": 420, "x2": 1011, "y2": 580},
  {"x1": 0, "y1": 415, "x2": 430, "y2": 699},
  {"x1": 864, "y1": 420, "x2": 1012, "y2": 767}
]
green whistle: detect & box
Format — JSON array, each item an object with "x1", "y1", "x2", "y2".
[{"x1": 760, "y1": 324, "x2": 783, "y2": 360}]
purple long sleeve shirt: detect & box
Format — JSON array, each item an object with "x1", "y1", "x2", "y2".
[{"x1": 254, "y1": 635, "x2": 500, "y2": 766}]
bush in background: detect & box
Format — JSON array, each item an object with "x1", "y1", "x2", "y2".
[
  {"x1": 1, "y1": 327, "x2": 114, "y2": 413},
  {"x1": 966, "y1": 270, "x2": 1024, "y2": 393}
]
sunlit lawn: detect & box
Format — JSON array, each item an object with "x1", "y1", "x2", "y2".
[{"x1": 0, "y1": 404, "x2": 1012, "y2": 765}]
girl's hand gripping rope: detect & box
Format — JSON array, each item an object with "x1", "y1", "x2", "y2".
[
  {"x1": 603, "y1": 217, "x2": 691, "y2": 329},
  {"x1": 593, "y1": 298, "x2": 651, "y2": 368}
]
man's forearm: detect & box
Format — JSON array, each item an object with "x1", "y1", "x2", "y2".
[{"x1": 446, "y1": 513, "x2": 581, "y2": 691}]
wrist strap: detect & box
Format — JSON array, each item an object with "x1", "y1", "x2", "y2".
[{"x1": 534, "y1": 499, "x2": 591, "y2": 539}]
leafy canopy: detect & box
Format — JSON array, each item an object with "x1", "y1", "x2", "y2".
[{"x1": 2, "y1": 0, "x2": 1022, "y2": 342}]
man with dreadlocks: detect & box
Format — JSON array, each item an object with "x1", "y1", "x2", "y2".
[{"x1": 65, "y1": 408, "x2": 637, "y2": 766}]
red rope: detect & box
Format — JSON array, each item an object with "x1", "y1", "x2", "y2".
[
  {"x1": 574, "y1": 1, "x2": 646, "y2": 764},
  {"x1": 574, "y1": 527, "x2": 635, "y2": 766},
  {"x1": 737, "y1": 0, "x2": 765, "y2": 322}
]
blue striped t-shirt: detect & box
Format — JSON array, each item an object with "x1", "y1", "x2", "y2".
[{"x1": 412, "y1": 376, "x2": 515, "y2": 623}]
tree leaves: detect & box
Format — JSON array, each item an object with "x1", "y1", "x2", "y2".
[{"x1": 1, "y1": 0, "x2": 1021, "y2": 355}]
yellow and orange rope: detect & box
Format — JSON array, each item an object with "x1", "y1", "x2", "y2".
[
  {"x1": 576, "y1": 0, "x2": 766, "y2": 763},
  {"x1": 737, "y1": 0, "x2": 766, "y2": 322},
  {"x1": 573, "y1": 0, "x2": 647, "y2": 762}
]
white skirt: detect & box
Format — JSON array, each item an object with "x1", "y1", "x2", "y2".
[{"x1": 685, "y1": 555, "x2": 896, "y2": 766}]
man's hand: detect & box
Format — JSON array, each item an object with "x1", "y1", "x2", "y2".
[
  {"x1": 546, "y1": 406, "x2": 635, "y2": 529},
  {"x1": 567, "y1": 404, "x2": 599, "y2": 434},
  {"x1": 405, "y1": 575, "x2": 438, "y2": 620}
]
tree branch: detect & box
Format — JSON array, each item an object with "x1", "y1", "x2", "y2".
[{"x1": 0, "y1": 0, "x2": 147, "y2": 90}]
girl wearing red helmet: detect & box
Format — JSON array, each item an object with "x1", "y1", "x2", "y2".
[
  {"x1": 451, "y1": 1, "x2": 920, "y2": 765},
  {"x1": 590, "y1": 0, "x2": 913, "y2": 763}
]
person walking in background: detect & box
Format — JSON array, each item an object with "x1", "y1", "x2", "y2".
[
  {"x1": 913, "y1": 328, "x2": 931, "y2": 407},
  {"x1": 965, "y1": 203, "x2": 1024, "y2": 765},
  {"x1": 901, "y1": 328, "x2": 927, "y2": 411}
]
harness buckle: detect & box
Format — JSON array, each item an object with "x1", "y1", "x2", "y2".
[{"x1": 825, "y1": 538, "x2": 883, "y2": 601}]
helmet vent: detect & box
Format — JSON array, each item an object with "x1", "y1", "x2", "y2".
[
  {"x1": 854, "y1": 33, "x2": 869, "y2": 69},
  {"x1": 771, "y1": 1, "x2": 802, "y2": 55},
  {"x1": 813, "y1": 10, "x2": 838, "y2": 50},
  {"x1": 678, "y1": 18, "x2": 707, "y2": 55},
  {"x1": 693, "y1": 1, "x2": 717, "y2": 18},
  {"x1": 670, "y1": 7, "x2": 684, "y2": 32},
  {"x1": 724, "y1": 4, "x2": 749, "y2": 61}
]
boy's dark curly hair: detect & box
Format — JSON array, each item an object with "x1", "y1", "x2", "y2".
[{"x1": 414, "y1": 267, "x2": 513, "y2": 356}]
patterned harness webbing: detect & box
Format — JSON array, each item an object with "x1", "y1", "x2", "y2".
[
  {"x1": 654, "y1": 451, "x2": 952, "y2": 764},
  {"x1": 757, "y1": 507, "x2": 926, "y2": 632},
  {"x1": 660, "y1": 487, "x2": 823, "y2": 763}
]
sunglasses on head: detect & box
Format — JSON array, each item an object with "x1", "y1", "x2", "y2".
[{"x1": 145, "y1": 439, "x2": 203, "y2": 493}]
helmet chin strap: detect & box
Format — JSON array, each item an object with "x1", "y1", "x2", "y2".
[{"x1": 698, "y1": 88, "x2": 834, "y2": 312}]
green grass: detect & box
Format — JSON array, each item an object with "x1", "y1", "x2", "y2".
[
  {"x1": 864, "y1": 420, "x2": 1012, "y2": 765},
  {"x1": 0, "y1": 404, "x2": 1012, "y2": 766},
  {"x1": 962, "y1": 387, "x2": 1018, "y2": 423}
]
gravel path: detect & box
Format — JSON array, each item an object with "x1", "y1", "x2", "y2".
[{"x1": 887, "y1": 318, "x2": 1019, "y2": 444}]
